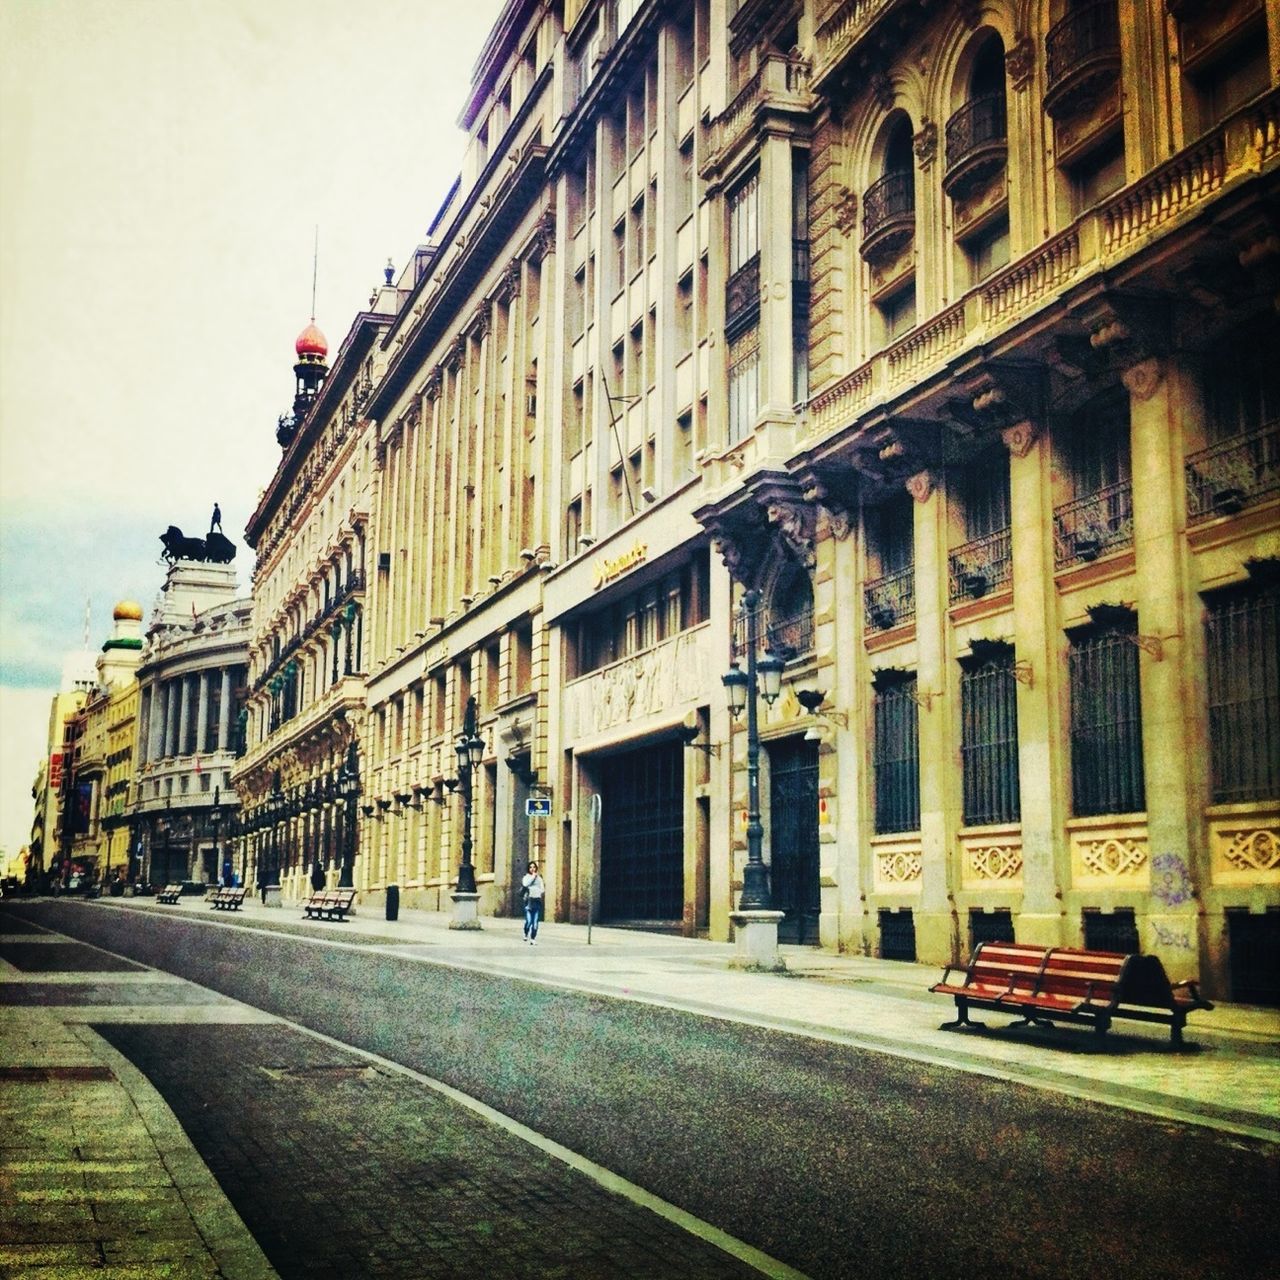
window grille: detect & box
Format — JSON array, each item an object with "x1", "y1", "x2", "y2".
[
  {"x1": 1082, "y1": 908, "x2": 1139, "y2": 954},
  {"x1": 1205, "y1": 584, "x2": 1280, "y2": 803},
  {"x1": 960, "y1": 650, "x2": 1021, "y2": 826},
  {"x1": 1069, "y1": 620, "x2": 1145, "y2": 816},
  {"x1": 879, "y1": 908, "x2": 917, "y2": 961},
  {"x1": 970, "y1": 909, "x2": 1015, "y2": 951},
  {"x1": 873, "y1": 673, "x2": 920, "y2": 834}
]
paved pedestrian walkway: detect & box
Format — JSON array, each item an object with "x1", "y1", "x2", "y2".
[{"x1": 102, "y1": 894, "x2": 1280, "y2": 1138}]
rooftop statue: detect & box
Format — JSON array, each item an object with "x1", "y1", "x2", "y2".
[{"x1": 160, "y1": 524, "x2": 236, "y2": 564}]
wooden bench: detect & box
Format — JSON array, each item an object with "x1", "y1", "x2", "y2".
[
  {"x1": 155, "y1": 883, "x2": 184, "y2": 904},
  {"x1": 208, "y1": 887, "x2": 247, "y2": 911},
  {"x1": 302, "y1": 889, "x2": 356, "y2": 922},
  {"x1": 931, "y1": 941, "x2": 1213, "y2": 1047}
]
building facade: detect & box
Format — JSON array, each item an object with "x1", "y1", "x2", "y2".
[
  {"x1": 235, "y1": 293, "x2": 399, "y2": 903},
  {"x1": 133, "y1": 561, "x2": 250, "y2": 887},
  {"x1": 257, "y1": 0, "x2": 1279, "y2": 1001}
]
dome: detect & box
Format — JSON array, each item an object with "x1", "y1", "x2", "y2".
[
  {"x1": 113, "y1": 601, "x2": 144, "y2": 621},
  {"x1": 295, "y1": 321, "x2": 328, "y2": 359}
]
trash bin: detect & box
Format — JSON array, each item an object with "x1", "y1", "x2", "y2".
[{"x1": 386, "y1": 883, "x2": 400, "y2": 921}]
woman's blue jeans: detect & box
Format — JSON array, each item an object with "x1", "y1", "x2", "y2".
[{"x1": 523, "y1": 898, "x2": 542, "y2": 939}]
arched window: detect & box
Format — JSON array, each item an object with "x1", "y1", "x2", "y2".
[
  {"x1": 767, "y1": 559, "x2": 814, "y2": 660},
  {"x1": 863, "y1": 112, "x2": 917, "y2": 342}
]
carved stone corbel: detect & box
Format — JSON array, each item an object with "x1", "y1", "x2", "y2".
[
  {"x1": 1073, "y1": 293, "x2": 1168, "y2": 391},
  {"x1": 712, "y1": 531, "x2": 747, "y2": 583},
  {"x1": 869, "y1": 72, "x2": 895, "y2": 112},
  {"x1": 833, "y1": 185, "x2": 859, "y2": 236},
  {"x1": 801, "y1": 477, "x2": 852, "y2": 542},
  {"x1": 946, "y1": 361, "x2": 1045, "y2": 438},
  {"x1": 1005, "y1": 35, "x2": 1034, "y2": 91},
  {"x1": 766, "y1": 501, "x2": 816, "y2": 568},
  {"x1": 1001, "y1": 421, "x2": 1039, "y2": 458},
  {"x1": 913, "y1": 119, "x2": 938, "y2": 169},
  {"x1": 906, "y1": 470, "x2": 935, "y2": 503},
  {"x1": 1121, "y1": 356, "x2": 1164, "y2": 401}
]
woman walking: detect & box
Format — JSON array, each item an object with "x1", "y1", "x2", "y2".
[{"x1": 521, "y1": 861, "x2": 545, "y2": 944}]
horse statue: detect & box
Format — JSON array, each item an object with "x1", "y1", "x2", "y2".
[
  {"x1": 159, "y1": 526, "x2": 208, "y2": 563},
  {"x1": 205, "y1": 531, "x2": 237, "y2": 563}
]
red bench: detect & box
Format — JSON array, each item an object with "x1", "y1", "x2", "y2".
[{"x1": 931, "y1": 941, "x2": 1213, "y2": 1047}]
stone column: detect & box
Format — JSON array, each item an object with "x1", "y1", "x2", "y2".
[
  {"x1": 167, "y1": 681, "x2": 180, "y2": 758},
  {"x1": 759, "y1": 131, "x2": 795, "y2": 422},
  {"x1": 217, "y1": 668, "x2": 232, "y2": 752},
  {"x1": 1128, "y1": 356, "x2": 1203, "y2": 977},
  {"x1": 195, "y1": 672, "x2": 210, "y2": 759},
  {"x1": 911, "y1": 470, "x2": 958, "y2": 965},
  {"x1": 1008, "y1": 423, "x2": 1067, "y2": 946},
  {"x1": 177, "y1": 677, "x2": 190, "y2": 758}
]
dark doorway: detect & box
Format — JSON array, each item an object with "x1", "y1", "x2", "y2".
[
  {"x1": 768, "y1": 737, "x2": 820, "y2": 945},
  {"x1": 1228, "y1": 908, "x2": 1280, "y2": 1006},
  {"x1": 597, "y1": 742, "x2": 683, "y2": 926}
]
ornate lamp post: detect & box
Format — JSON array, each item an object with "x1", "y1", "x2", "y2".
[
  {"x1": 722, "y1": 587, "x2": 787, "y2": 970},
  {"x1": 209, "y1": 785, "x2": 223, "y2": 887},
  {"x1": 337, "y1": 743, "x2": 361, "y2": 890},
  {"x1": 449, "y1": 695, "x2": 486, "y2": 929}
]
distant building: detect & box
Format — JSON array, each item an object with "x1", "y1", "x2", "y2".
[{"x1": 132, "y1": 561, "x2": 250, "y2": 886}]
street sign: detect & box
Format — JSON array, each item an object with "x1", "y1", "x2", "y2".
[{"x1": 525, "y1": 796, "x2": 552, "y2": 818}]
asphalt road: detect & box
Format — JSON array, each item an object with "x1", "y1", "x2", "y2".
[{"x1": 18, "y1": 901, "x2": 1280, "y2": 1280}]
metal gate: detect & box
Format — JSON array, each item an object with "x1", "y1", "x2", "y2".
[
  {"x1": 768, "y1": 737, "x2": 820, "y2": 945},
  {"x1": 597, "y1": 743, "x2": 684, "y2": 926}
]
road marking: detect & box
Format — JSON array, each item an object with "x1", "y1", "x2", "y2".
[{"x1": 288, "y1": 1017, "x2": 813, "y2": 1280}]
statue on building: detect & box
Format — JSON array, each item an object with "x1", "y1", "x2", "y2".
[
  {"x1": 159, "y1": 524, "x2": 236, "y2": 565},
  {"x1": 210, "y1": 502, "x2": 223, "y2": 534}
]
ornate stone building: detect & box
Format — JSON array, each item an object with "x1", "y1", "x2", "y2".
[
  {"x1": 133, "y1": 561, "x2": 250, "y2": 887},
  {"x1": 235, "y1": 292, "x2": 399, "y2": 903},
  {"x1": 259, "y1": 0, "x2": 1279, "y2": 1000}
]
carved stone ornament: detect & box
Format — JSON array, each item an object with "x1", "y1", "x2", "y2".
[
  {"x1": 1001, "y1": 421, "x2": 1039, "y2": 458},
  {"x1": 969, "y1": 845, "x2": 1024, "y2": 880},
  {"x1": 1005, "y1": 35, "x2": 1034, "y2": 91},
  {"x1": 913, "y1": 120, "x2": 938, "y2": 169},
  {"x1": 713, "y1": 533, "x2": 746, "y2": 583},
  {"x1": 834, "y1": 185, "x2": 859, "y2": 236},
  {"x1": 869, "y1": 72, "x2": 895, "y2": 112},
  {"x1": 470, "y1": 308, "x2": 491, "y2": 342},
  {"x1": 1121, "y1": 356, "x2": 1165, "y2": 401},
  {"x1": 801, "y1": 477, "x2": 852, "y2": 542},
  {"x1": 1223, "y1": 828, "x2": 1280, "y2": 872},
  {"x1": 422, "y1": 368, "x2": 443, "y2": 401},
  {"x1": 767, "y1": 501, "x2": 816, "y2": 567},
  {"x1": 878, "y1": 850, "x2": 923, "y2": 882},
  {"x1": 906, "y1": 470, "x2": 935, "y2": 503},
  {"x1": 501, "y1": 259, "x2": 523, "y2": 299},
  {"x1": 1082, "y1": 837, "x2": 1148, "y2": 876}
]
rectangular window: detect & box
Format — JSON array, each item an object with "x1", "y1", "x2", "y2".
[
  {"x1": 873, "y1": 673, "x2": 920, "y2": 834},
  {"x1": 728, "y1": 170, "x2": 759, "y2": 274},
  {"x1": 1069, "y1": 617, "x2": 1145, "y2": 816},
  {"x1": 1205, "y1": 583, "x2": 1279, "y2": 804},
  {"x1": 1070, "y1": 133, "x2": 1125, "y2": 215},
  {"x1": 1082, "y1": 908, "x2": 1139, "y2": 954},
  {"x1": 968, "y1": 214, "x2": 1010, "y2": 283},
  {"x1": 879, "y1": 280, "x2": 916, "y2": 342},
  {"x1": 960, "y1": 648, "x2": 1021, "y2": 826}
]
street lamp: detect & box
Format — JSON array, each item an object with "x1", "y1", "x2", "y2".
[
  {"x1": 337, "y1": 742, "x2": 361, "y2": 890},
  {"x1": 209, "y1": 785, "x2": 223, "y2": 886},
  {"x1": 450, "y1": 694, "x2": 485, "y2": 929},
  {"x1": 722, "y1": 587, "x2": 787, "y2": 969},
  {"x1": 263, "y1": 777, "x2": 284, "y2": 906}
]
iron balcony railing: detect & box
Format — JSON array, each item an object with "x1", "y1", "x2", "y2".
[
  {"x1": 1045, "y1": 0, "x2": 1121, "y2": 110},
  {"x1": 1185, "y1": 420, "x2": 1280, "y2": 522},
  {"x1": 949, "y1": 526, "x2": 1012, "y2": 603},
  {"x1": 1053, "y1": 479, "x2": 1134, "y2": 568},
  {"x1": 864, "y1": 566, "x2": 915, "y2": 631},
  {"x1": 731, "y1": 602, "x2": 815, "y2": 663},
  {"x1": 943, "y1": 92, "x2": 1007, "y2": 194},
  {"x1": 861, "y1": 169, "x2": 915, "y2": 245}
]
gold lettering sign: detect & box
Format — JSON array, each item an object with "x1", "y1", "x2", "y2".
[{"x1": 593, "y1": 542, "x2": 648, "y2": 590}]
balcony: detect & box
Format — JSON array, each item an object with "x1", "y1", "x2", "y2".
[
  {"x1": 949, "y1": 527, "x2": 1012, "y2": 603},
  {"x1": 860, "y1": 170, "x2": 915, "y2": 264},
  {"x1": 1186, "y1": 421, "x2": 1280, "y2": 522},
  {"x1": 706, "y1": 54, "x2": 812, "y2": 171},
  {"x1": 943, "y1": 93, "x2": 1007, "y2": 200},
  {"x1": 731, "y1": 602, "x2": 815, "y2": 663},
  {"x1": 1053, "y1": 480, "x2": 1134, "y2": 569},
  {"x1": 1044, "y1": 0, "x2": 1121, "y2": 120},
  {"x1": 864, "y1": 567, "x2": 915, "y2": 631}
]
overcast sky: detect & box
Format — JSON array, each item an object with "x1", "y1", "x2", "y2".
[{"x1": 0, "y1": 0, "x2": 503, "y2": 856}]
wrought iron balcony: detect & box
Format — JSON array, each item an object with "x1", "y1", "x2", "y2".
[
  {"x1": 949, "y1": 527, "x2": 1012, "y2": 603},
  {"x1": 860, "y1": 169, "x2": 915, "y2": 264},
  {"x1": 725, "y1": 253, "x2": 761, "y2": 342},
  {"x1": 864, "y1": 567, "x2": 915, "y2": 631},
  {"x1": 1044, "y1": 0, "x2": 1121, "y2": 120},
  {"x1": 943, "y1": 93, "x2": 1007, "y2": 199},
  {"x1": 731, "y1": 602, "x2": 815, "y2": 662},
  {"x1": 1186, "y1": 421, "x2": 1280, "y2": 522},
  {"x1": 1053, "y1": 480, "x2": 1134, "y2": 569}
]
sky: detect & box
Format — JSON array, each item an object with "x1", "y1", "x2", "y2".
[{"x1": 0, "y1": 0, "x2": 503, "y2": 857}]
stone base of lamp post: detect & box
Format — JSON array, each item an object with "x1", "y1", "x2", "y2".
[
  {"x1": 729, "y1": 910, "x2": 787, "y2": 972},
  {"x1": 449, "y1": 891, "x2": 482, "y2": 930},
  {"x1": 263, "y1": 885, "x2": 282, "y2": 909}
]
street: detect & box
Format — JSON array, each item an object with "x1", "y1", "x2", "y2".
[{"x1": 3, "y1": 899, "x2": 1278, "y2": 1279}]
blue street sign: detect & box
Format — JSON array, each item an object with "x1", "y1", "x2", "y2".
[{"x1": 525, "y1": 796, "x2": 552, "y2": 818}]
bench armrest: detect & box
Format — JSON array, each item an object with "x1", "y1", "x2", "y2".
[{"x1": 1171, "y1": 978, "x2": 1214, "y2": 1010}]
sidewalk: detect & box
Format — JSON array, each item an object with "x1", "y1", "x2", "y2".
[{"x1": 125, "y1": 893, "x2": 1280, "y2": 1141}]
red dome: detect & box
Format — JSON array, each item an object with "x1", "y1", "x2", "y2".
[{"x1": 295, "y1": 321, "x2": 328, "y2": 359}]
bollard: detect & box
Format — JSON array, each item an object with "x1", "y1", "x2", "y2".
[{"x1": 386, "y1": 882, "x2": 400, "y2": 921}]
